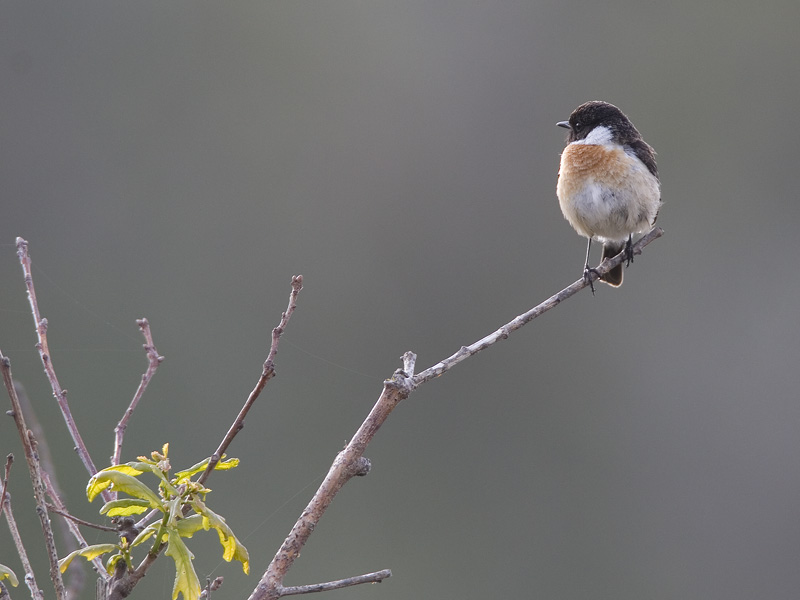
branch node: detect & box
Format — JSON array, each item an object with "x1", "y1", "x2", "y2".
[
  {"x1": 385, "y1": 373, "x2": 413, "y2": 395},
  {"x1": 349, "y1": 456, "x2": 372, "y2": 478},
  {"x1": 200, "y1": 576, "x2": 224, "y2": 598}
]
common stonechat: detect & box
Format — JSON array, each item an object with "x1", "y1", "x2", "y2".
[{"x1": 556, "y1": 101, "x2": 661, "y2": 290}]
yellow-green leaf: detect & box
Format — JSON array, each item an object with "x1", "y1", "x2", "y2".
[
  {"x1": 175, "y1": 514, "x2": 205, "y2": 538},
  {"x1": 124, "y1": 461, "x2": 158, "y2": 474},
  {"x1": 173, "y1": 456, "x2": 239, "y2": 483},
  {"x1": 131, "y1": 523, "x2": 159, "y2": 547},
  {"x1": 100, "y1": 498, "x2": 151, "y2": 517},
  {"x1": 106, "y1": 463, "x2": 148, "y2": 477},
  {"x1": 192, "y1": 500, "x2": 249, "y2": 574},
  {"x1": 213, "y1": 457, "x2": 239, "y2": 471},
  {"x1": 165, "y1": 530, "x2": 200, "y2": 600},
  {"x1": 159, "y1": 476, "x2": 181, "y2": 499},
  {"x1": 0, "y1": 563, "x2": 19, "y2": 587},
  {"x1": 59, "y1": 544, "x2": 119, "y2": 573},
  {"x1": 87, "y1": 471, "x2": 162, "y2": 507}
]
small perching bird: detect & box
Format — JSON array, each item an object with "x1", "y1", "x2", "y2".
[{"x1": 556, "y1": 101, "x2": 661, "y2": 291}]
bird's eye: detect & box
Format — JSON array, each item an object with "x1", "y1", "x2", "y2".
[{"x1": 574, "y1": 121, "x2": 581, "y2": 130}]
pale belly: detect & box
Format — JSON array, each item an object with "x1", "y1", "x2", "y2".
[{"x1": 557, "y1": 144, "x2": 660, "y2": 242}]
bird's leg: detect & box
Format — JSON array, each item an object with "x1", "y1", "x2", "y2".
[
  {"x1": 583, "y1": 237, "x2": 599, "y2": 295},
  {"x1": 623, "y1": 234, "x2": 634, "y2": 267}
]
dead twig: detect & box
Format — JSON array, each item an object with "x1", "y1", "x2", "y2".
[
  {"x1": 198, "y1": 274, "x2": 303, "y2": 486},
  {"x1": 280, "y1": 569, "x2": 392, "y2": 596},
  {"x1": 1, "y1": 454, "x2": 12, "y2": 534},
  {"x1": 15, "y1": 238, "x2": 110, "y2": 503},
  {"x1": 248, "y1": 228, "x2": 664, "y2": 600},
  {"x1": 112, "y1": 318, "x2": 164, "y2": 466},
  {"x1": 415, "y1": 227, "x2": 664, "y2": 383},
  {"x1": 105, "y1": 276, "x2": 304, "y2": 600},
  {"x1": 1, "y1": 456, "x2": 44, "y2": 600},
  {"x1": 199, "y1": 576, "x2": 224, "y2": 598},
  {"x1": 1, "y1": 353, "x2": 66, "y2": 600},
  {"x1": 16, "y1": 380, "x2": 94, "y2": 594},
  {"x1": 45, "y1": 503, "x2": 118, "y2": 533}
]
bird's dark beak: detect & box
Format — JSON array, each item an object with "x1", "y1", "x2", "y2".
[{"x1": 556, "y1": 120, "x2": 570, "y2": 129}]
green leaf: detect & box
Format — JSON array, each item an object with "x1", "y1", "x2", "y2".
[
  {"x1": 131, "y1": 523, "x2": 160, "y2": 547},
  {"x1": 174, "y1": 456, "x2": 239, "y2": 483},
  {"x1": 165, "y1": 530, "x2": 201, "y2": 600},
  {"x1": 213, "y1": 457, "x2": 239, "y2": 471},
  {"x1": 0, "y1": 563, "x2": 19, "y2": 587},
  {"x1": 192, "y1": 500, "x2": 250, "y2": 574},
  {"x1": 165, "y1": 494, "x2": 183, "y2": 527},
  {"x1": 100, "y1": 498, "x2": 152, "y2": 517},
  {"x1": 175, "y1": 514, "x2": 206, "y2": 538},
  {"x1": 87, "y1": 470, "x2": 163, "y2": 507},
  {"x1": 159, "y1": 475, "x2": 182, "y2": 499},
  {"x1": 124, "y1": 461, "x2": 159, "y2": 475},
  {"x1": 59, "y1": 544, "x2": 119, "y2": 573},
  {"x1": 106, "y1": 463, "x2": 148, "y2": 477}
]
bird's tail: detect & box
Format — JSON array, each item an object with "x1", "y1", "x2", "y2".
[{"x1": 601, "y1": 242, "x2": 624, "y2": 287}]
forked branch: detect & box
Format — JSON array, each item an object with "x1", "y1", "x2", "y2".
[{"x1": 248, "y1": 228, "x2": 664, "y2": 600}]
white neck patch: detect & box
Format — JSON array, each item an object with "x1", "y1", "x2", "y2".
[{"x1": 571, "y1": 125, "x2": 613, "y2": 146}]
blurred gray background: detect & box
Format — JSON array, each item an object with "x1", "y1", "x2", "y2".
[{"x1": 2, "y1": 2, "x2": 799, "y2": 599}]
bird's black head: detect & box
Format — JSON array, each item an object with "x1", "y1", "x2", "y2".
[{"x1": 557, "y1": 101, "x2": 640, "y2": 145}]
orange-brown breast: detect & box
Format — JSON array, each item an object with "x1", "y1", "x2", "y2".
[
  {"x1": 558, "y1": 144, "x2": 632, "y2": 194},
  {"x1": 557, "y1": 143, "x2": 660, "y2": 240}
]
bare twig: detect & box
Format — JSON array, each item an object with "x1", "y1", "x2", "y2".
[
  {"x1": 248, "y1": 228, "x2": 664, "y2": 600},
  {"x1": 249, "y1": 370, "x2": 413, "y2": 600},
  {"x1": 1, "y1": 455, "x2": 11, "y2": 521},
  {"x1": 103, "y1": 276, "x2": 305, "y2": 600},
  {"x1": 42, "y1": 471, "x2": 110, "y2": 579},
  {"x1": 200, "y1": 576, "x2": 224, "y2": 598},
  {"x1": 45, "y1": 503, "x2": 117, "y2": 533},
  {"x1": 1, "y1": 352, "x2": 66, "y2": 600},
  {"x1": 281, "y1": 570, "x2": 392, "y2": 596},
  {"x1": 415, "y1": 227, "x2": 664, "y2": 383},
  {"x1": 133, "y1": 507, "x2": 160, "y2": 532},
  {"x1": 2, "y1": 456, "x2": 44, "y2": 600},
  {"x1": 15, "y1": 381, "x2": 91, "y2": 594},
  {"x1": 0, "y1": 457, "x2": 14, "y2": 600},
  {"x1": 198, "y1": 275, "x2": 303, "y2": 486},
  {"x1": 15, "y1": 238, "x2": 109, "y2": 502},
  {"x1": 112, "y1": 318, "x2": 164, "y2": 466}
]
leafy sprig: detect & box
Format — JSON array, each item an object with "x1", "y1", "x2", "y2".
[{"x1": 58, "y1": 444, "x2": 248, "y2": 600}]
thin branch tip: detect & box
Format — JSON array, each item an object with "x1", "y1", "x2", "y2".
[
  {"x1": 280, "y1": 570, "x2": 392, "y2": 596},
  {"x1": 199, "y1": 275, "x2": 304, "y2": 486}
]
